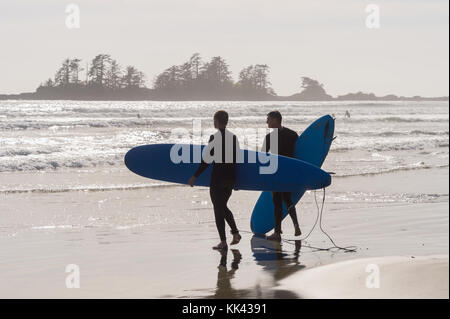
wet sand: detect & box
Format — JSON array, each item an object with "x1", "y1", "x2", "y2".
[{"x1": 0, "y1": 167, "x2": 448, "y2": 298}]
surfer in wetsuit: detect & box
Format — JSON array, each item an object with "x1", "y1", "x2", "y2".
[
  {"x1": 262, "y1": 111, "x2": 301, "y2": 241},
  {"x1": 188, "y1": 110, "x2": 242, "y2": 250}
]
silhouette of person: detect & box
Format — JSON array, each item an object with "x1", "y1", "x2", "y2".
[
  {"x1": 262, "y1": 111, "x2": 301, "y2": 242},
  {"x1": 345, "y1": 110, "x2": 351, "y2": 118},
  {"x1": 189, "y1": 110, "x2": 241, "y2": 250}
]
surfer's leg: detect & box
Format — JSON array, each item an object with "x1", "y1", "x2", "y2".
[
  {"x1": 283, "y1": 192, "x2": 301, "y2": 236},
  {"x1": 224, "y1": 206, "x2": 238, "y2": 232},
  {"x1": 210, "y1": 185, "x2": 227, "y2": 244},
  {"x1": 283, "y1": 192, "x2": 299, "y2": 224},
  {"x1": 267, "y1": 192, "x2": 283, "y2": 240},
  {"x1": 221, "y1": 186, "x2": 241, "y2": 245},
  {"x1": 223, "y1": 188, "x2": 238, "y2": 232},
  {"x1": 273, "y1": 192, "x2": 283, "y2": 233}
]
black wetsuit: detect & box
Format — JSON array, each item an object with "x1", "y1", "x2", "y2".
[
  {"x1": 194, "y1": 128, "x2": 239, "y2": 241},
  {"x1": 262, "y1": 126, "x2": 300, "y2": 233}
]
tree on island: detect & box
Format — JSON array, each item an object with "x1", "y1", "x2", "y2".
[
  {"x1": 121, "y1": 66, "x2": 146, "y2": 89},
  {"x1": 40, "y1": 54, "x2": 147, "y2": 90},
  {"x1": 190, "y1": 53, "x2": 202, "y2": 80},
  {"x1": 106, "y1": 59, "x2": 122, "y2": 90},
  {"x1": 54, "y1": 58, "x2": 71, "y2": 87},
  {"x1": 88, "y1": 54, "x2": 111, "y2": 87},
  {"x1": 153, "y1": 53, "x2": 275, "y2": 100},
  {"x1": 153, "y1": 54, "x2": 235, "y2": 99},
  {"x1": 237, "y1": 64, "x2": 275, "y2": 99},
  {"x1": 198, "y1": 56, "x2": 234, "y2": 97},
  {"x1": 290, "y1": 77, "x2": 332, "y2": 101},
  {"x1": 70, "y1": 59, "x2": 83, "y2": 85},
  {"x1": 37, "y1": 54, "x2": 148, "y2": 100},
  {"x1": 53, "y1": 58, "x2": 84, "y2": 87}
]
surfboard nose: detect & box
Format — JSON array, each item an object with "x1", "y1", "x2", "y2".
[
  {"x1": 324, "y1": 121, "x2": 329, "y2": 139},
  {"x1": 124, "y1": 148, "x2": 133, "y2": 168},
  {"x1": 310, "y1": 170, "x2": 332, "y2": 189},
  {"x1": 323, "y1": 173, "x2": 332, "y2": 188}
]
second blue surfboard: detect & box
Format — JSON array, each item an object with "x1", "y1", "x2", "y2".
[{"x1": 250, "y1": 115, "x2": 335, "y2": 234}]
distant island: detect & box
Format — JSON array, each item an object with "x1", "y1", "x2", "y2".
[{"x1": 1, "y1": 53, "x2": 448, "y2": 101}]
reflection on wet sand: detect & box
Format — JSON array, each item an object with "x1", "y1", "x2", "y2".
[
  {"x1": 250, "y1": 235, "x2": 304, "y2": 282},
  {"x1": 210, "y1": 235, "x2": 305, "y2": 299},
  {"x1": 214, "y1": 249, "x2": 243, "y2": 298}
]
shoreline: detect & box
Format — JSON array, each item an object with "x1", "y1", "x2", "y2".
[{"x1": 1, "y1": 164, "x2": 448, "y2": 194}]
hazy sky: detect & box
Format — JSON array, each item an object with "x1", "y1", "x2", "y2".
[{"x1": 1, "y1": 0, "x2": 448, "y2": 96}]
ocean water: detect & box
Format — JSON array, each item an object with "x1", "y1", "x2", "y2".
[
  {"x1": 0, "y1": 100, "x2": 448, "y2": 235},
  {"x1": 0, "y1": 100, "x2": 448, "y2": 191}
]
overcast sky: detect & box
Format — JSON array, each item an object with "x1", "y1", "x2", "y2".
[{"x1": 0, "y1": 0, "x2": 448, "y2": 96}]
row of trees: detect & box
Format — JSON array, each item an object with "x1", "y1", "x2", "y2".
[
  {"x1": 153, "y1": 54, "x2": 275, "y2": 99},
  {"x1": 38, "y1": 53, "x2": 331, "y2": 100},
  {"x1": 43, "y1": 54, "x2": 146, "y2": 90}
]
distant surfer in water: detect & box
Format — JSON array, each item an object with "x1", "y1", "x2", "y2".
[
  {"x1": 189, "y1": 110, "x2": 242, "y2": 250},
  {"x1": 262, "y1": 111, "x2": 301, "y2": 241}
]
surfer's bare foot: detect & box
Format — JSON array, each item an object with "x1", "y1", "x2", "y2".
[
  {"x1": 294, "y1": 224, "x2": 302, "y2": 236},
  {"x1": 230, "y1": 233, "x2": 241, "y2": 245},
  {"x1": 266, "y1": 232, "x2": 281, "y2": 242},
  {"x1": 212, "y1": 241, "x2": 228, "y2": 250}
]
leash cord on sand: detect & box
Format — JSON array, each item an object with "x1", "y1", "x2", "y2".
[
  {"x1": 312, "y1": 187, "x2": 357, "y2": 252},
  {"x1": 273, "y1": 188, "x2": 357, "y2": 253},
  {"x1": 209, "y1": 187, "x2": 357, "y2": 252},
  {"x1": 241, "y1": 187, "x2": 357, "y2": 253}
]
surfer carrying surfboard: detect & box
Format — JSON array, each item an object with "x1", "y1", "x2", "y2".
[
  {"x1": 262, "y1": 111, "x2": 302, "y2": 241},
  {"x1": 188, "y1": 111, "x2": 242, "y2": 250}
]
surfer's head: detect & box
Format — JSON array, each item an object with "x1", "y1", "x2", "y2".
[
  {"x1": 214, "y1": 110, "x2": 229, "y2": 129},
  {"x1": 267, "y1": 111, "x2": 282, "y2": 128}
]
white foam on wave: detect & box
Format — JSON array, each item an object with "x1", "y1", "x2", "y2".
[
  {"x1": 336, "y1": 163, "x2": 449, "y2": 177},
  {"x1": 31, "y1": 225, "x2": 76, "y2": 230},
  {"x1": 328, "y1": 191, "x2": 449, "y2": 204},
  {"x1": 0, "y1": 182, "x2": 177, "y2": 194}
]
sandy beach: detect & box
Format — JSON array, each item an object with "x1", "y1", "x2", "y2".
[{"x1": 1, "y1": 166, "x2": 448, "y2": 298}]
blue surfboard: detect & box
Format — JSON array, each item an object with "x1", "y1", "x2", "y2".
[
  {"x1": 250, "y1": 115, "x2": 335, "y2": 234},
  {"x1": 124, "y1": 143, "x2": 331, "y2": 192}
]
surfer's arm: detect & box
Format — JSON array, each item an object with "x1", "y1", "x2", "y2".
[
  {"x1": 193, "y1": 161, "x2": 209, "y2": 178},
  {"x1": 190, "y1": 159, "x2": 209, "y2": 187},
  {"x1": 190, "y1": 135, "x2": 214, "y2": 185}
]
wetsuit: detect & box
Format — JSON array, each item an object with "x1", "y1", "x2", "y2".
[
  {"x1": 194, "y1": 128, "x2": 239, "y2": 241},
  {"x1": 262, "y1": 126, "x2": 300, "y2": 233}
]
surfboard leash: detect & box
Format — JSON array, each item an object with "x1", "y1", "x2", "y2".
[
  {"x1": 241, "y1": 188, "x2": 357, "y2": 253},
  {"x1": 310, "y1": 187, "x2": 357, "y2": 252},
  {"x1": 280, "y1": 188, "x2": 357, "y2": 253}
]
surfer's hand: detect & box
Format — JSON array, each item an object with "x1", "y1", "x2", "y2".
[{"x1": 188, "y1": 176, "x2": 197, "y2": 187}]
